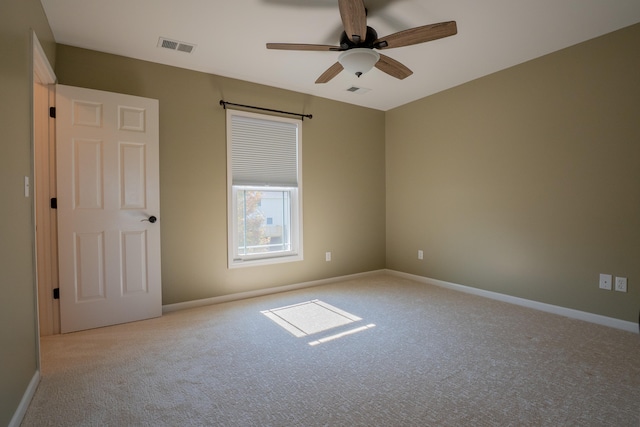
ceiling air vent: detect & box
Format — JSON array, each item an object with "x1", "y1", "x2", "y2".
[
  {"x1": 346, "y1": 86, "x2": 371, "y2": 94},
  {"x1": 158, "y1": 37, "x2": 196, "y2": 54}
]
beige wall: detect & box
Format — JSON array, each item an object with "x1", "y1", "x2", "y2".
[
  {"x1": 386, "y1": 23, "x2": 640, "y2": 322},
  {"x1": 0, "y1": 0, "x2": 56, "y2": 424},
  {"x1": 55, "y1": 45, "x2": 387, "y2": 305}
]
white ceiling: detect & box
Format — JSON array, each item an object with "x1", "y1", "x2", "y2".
[{"x1": 40, "y1": 0, "x2": 640, "y2": 111}]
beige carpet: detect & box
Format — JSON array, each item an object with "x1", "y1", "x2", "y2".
[{"x1": 22, "y1": 274, "x2": 640, "y2": 426}]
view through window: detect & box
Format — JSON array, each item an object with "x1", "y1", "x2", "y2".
[{"x1": 235, "y1": 188, "x2": 292, "y2": 256}]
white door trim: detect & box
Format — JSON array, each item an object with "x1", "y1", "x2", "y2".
[
  {"x1": 32, "y1": 31, "x2": 55, "y2": 84},
  {"x1": 31, "y1": 30, "x2": 57, "y2": 346},
  {"x1": 32, "y1": 31, "x2": 58, "y2": 340}
]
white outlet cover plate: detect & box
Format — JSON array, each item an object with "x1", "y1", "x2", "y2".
[{"x1": 615, "y1": 277, "x2": 627, "y2": 292}]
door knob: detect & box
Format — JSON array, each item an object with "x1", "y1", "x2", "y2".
[{"x1": 141, "y1": 215, "x2": 157, "y2": 223}]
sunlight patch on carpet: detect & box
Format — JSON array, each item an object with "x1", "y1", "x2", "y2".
[
  {"x1": 308, "y1": 324, "x2": 376, "y2": 346},
  {"x1": 261, "y1": 299, "x2": 362, "y2": 337}
]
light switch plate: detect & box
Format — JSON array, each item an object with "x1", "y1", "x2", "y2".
[{"x1": 599, "y1": 273, "x2": 612, "y2": 290}]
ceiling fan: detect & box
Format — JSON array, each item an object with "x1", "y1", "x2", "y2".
[{"x1": 266, "y1": 0, "x2": 457, "y2": 83}]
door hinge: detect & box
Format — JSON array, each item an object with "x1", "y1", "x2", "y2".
[
  {"x1": 53, "y1": 288, "x2": 60, "y2": 299},
  {"x1": 50, "y1": 197, "x2": 57, "y2": 209},
  {"x1": 49, "y1": 107, "x2": 56, "y2": 118}
]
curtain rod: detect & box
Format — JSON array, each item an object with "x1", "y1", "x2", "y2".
[{"x1": 219, "y1": 100, "x2": 312, "y2": 120}]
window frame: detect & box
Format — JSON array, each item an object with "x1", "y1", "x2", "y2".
[{"x1": 226, "y1": 109, "x2": 303, "y2": 268}]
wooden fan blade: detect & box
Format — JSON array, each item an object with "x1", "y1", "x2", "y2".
[
  {"x1": 374, "y1": 21, "x2": 457, "y2": 49},
  {"x1": 315, "y1": 62, "x2": 344, "y2": 84},
  {"x1": 338, "y1": 0, "x2": 367, "y2": 43},
  {"x1": 267, "y1": 43, "x2": 341, "y2": 51},
  {"x1": 375, "y1": 54, "x2": 413, "y2": 80}
]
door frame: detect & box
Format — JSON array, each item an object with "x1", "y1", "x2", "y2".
[{"x1": 32, "y1": 30, "x2": 58, "y2": 342}]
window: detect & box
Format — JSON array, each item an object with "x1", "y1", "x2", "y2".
[{"x1": 227, "y1": 109, "x2": 302, "y2": 267}]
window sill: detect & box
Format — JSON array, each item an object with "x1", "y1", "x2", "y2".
[{"x1": 228, "y1": 253, "x2": 303, "y2": 269}]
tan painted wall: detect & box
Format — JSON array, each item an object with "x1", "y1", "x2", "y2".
[
  {"x1": 386, "y1": 23, "x2": 640, "y2": 322},
  {"x1": 0, "y1": 0, "x2": 56, "y2": 424},
  {"x1": 55, "y1": 45, "x2": 387, "y2": 305}
]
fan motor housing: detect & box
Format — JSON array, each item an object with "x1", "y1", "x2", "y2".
[{"x1": 340, "y1": 26, "x2": 379, "y2": 49}]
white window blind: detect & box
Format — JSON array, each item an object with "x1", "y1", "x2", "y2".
[{"x1": 230, "y1": 113, "x2": 299, "y2": 187}]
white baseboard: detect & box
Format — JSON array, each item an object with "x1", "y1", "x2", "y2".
[
  {"x1": 162, "y1": 268, "x2": 638, "y2": 334},
  {"x1": 9, "y1": 370, "x2": 40, "y2": 427},
  {"x1": 162, "y1": 270, "x2": 386, "y2": 313},
  {"x1": 387, "y1": 269, "x2": 639, "y2": 334}
]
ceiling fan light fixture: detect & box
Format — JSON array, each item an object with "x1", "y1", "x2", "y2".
[{"x1": 338, "y1": 48, "x2": 380, "y2": 77}]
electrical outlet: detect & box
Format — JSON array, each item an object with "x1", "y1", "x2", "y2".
[
  {"x1": 599, "y1": 274, "x2": 612, "y2": 290},
  {"x1": 325, "y1": 252, "x2": 331, "y2": 262},
  {"x1": 615, "y1": 277, "x2": 627, "y2": 293},
  {"x1": 418, "y1": 250, "x2": 424, "y2": 260}
]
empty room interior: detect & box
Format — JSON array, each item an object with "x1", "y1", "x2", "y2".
[{"x1": 2, "y1": 0, "x2": 640, "y2": 425}]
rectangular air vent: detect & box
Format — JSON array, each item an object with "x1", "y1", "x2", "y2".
[
  {"x1": 157, "y1": 37, "x2": 196, "y2": 54},
  {"x1": 346, "y1": 86, "x2": 371, "y2": 94}
]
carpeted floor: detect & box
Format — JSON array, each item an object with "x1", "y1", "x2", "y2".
[{"x1": 22, "y1": 274, "x2": 640, "y2": 426}]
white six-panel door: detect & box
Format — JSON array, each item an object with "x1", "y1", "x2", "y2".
[{"x1": 56, "y1": 84, "x2": 161, "y2": 333}]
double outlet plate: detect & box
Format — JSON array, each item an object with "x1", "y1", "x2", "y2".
[{"x1": 599, "y1": 274, "x2": 627, "y2": 292}]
